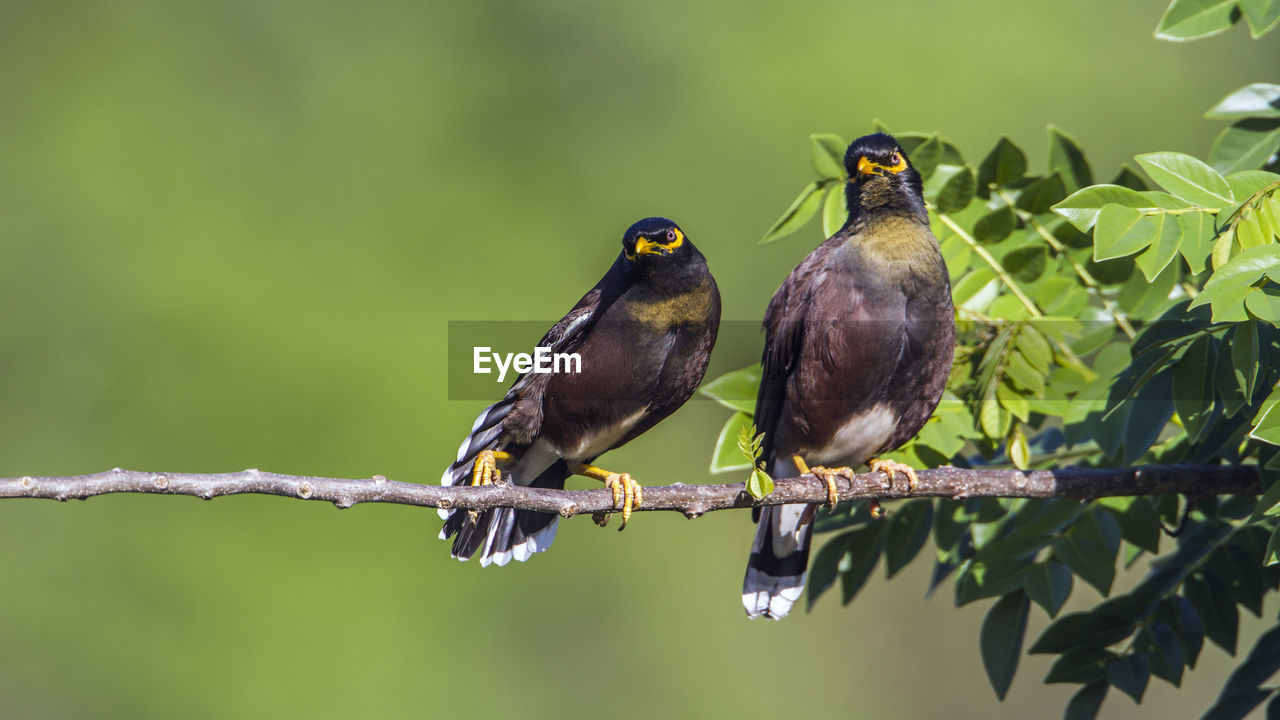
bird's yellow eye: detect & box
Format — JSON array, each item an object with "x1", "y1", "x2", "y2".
[
  {"x1": 666, "y1": 230, "x2": 676, "y2": 242},
  {"x1": 891, "y1": 152, "x2": 902, "y2": 165}
]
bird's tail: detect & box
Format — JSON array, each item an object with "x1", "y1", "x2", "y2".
[
  {"x1": 742, "y1": 503, "x2": 814, "y2": 619},
  {"x1": 438, "y1": 399, "x2": 566, "y2": 566}
]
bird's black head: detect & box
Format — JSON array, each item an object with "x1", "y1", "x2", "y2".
[
  {"x1": 619, "y1": 217, "x2": 707, "y2": 288},
  {"x1": 622, "y1": 217, "x2": 689, "y2": 264},
  {"x1": 843, "y1": 132, "x2": 927, "y2": 224}
]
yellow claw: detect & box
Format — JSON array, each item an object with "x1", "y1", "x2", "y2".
[
  {"x1": 605, "y1": 473, "x2": 643, "y2": 530},
  {"x1": 869, "y1": 458, "x2": 919, "y2": 493},
  {"x1": 467, "y1": 449, "x2": 512, "y2": 525},
  {"x1": 570, "y1": 463, "x2": 643, "y2": 531},
  {"x1": 793, "y1": 454, "x2": 852, "y2": 508},
  {"x1": 471, "y1": 449, "x2": 513, "y2": 487}
]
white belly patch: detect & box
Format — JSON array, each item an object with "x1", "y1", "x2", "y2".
[
  {"x1": 811, "y1": 404, "x2": 897, "y2": 466},
  {"x1": 560, "y1": 406, "x2": 650, "y2": 460}
]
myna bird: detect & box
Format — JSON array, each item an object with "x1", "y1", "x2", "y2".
[
  {"x1": 440, "y1": 217, "x2": 720, "y2": 566},
  {"x1": 743, "y1": 133, "x2": 956, "y2": 619}
]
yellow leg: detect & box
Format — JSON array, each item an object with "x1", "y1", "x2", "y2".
[
  {"x1": 569, "y1": 462, "x2": 643, "y2": 530},
  {"x1": 793, "y1": 454, "x2": 852, "y2": 508},
  {"x1": 869, "y1": 457, "x2": 919, "y2": 493}
]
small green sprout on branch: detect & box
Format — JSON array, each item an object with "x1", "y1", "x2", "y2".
[{"x1": 737, "y1": 422, "x2": 773, "y2": 499}]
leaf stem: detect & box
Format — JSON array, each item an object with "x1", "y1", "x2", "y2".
[{"x1": 938, "y1": 211, "x2": 1043, "y2": 319}]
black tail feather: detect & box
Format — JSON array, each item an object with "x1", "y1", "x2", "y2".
[
  {"x1": 742, "y1": 503, "x2": 813, "y2": 619},
  {"x1": 441, "y1": 460, "x2": 570, "y2": 566}
]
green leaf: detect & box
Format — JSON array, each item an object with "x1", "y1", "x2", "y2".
[
  {"x1": 952, "y1": 268, "x2": 997, "y2": 308},
  {"x1": 979, "y1": 396, "x2": 1008, "y2": 437},
  {"x1": 840, "y1": 524, "x2": 884, "y2": 604},
  {"x1": 1237, "y1": 208, "x2": 1270, "y2": 249},
  {"x1": 1172, "y1": 335, "x2": 1216, "y2": 441},
  {"x1": 1136, "y1": 152, "x2": 1234, "y2": 209},
  {"x1": 1206, "y1": 83, "x2": 1280, "y2": 120},
  {"x1": 759, "y1": 181, "x2": 827, "y2": 244},
  {"x1": 1184, "y1": 571, "x2": 1239, "y2": 654},
  {"x1": 1245, "y1": 286, "x2": 1280, "y2": 324},
  {"x1": 807, "y1": 532, "x2": 850, "y2": 608},
  {"x1": 1017, "y1": 173, "x2": 1068, "y2": 215},
  {"x1": 1216, "y1": 333, "x2": 1252, "y2": 416},
  {"x1": 1003, "y1": 245, "x2": 1048, "y2": 282},
  {"x1": 1178, "y1": 211, "x2": 1215, "y2": 274},
  {"x1": 746, "y1": 468, "x2": 774, "y2": 499},
  {"x1": 884, "y1": 500, "x2": 933, "y2": 578},
  {"x1": 1007, "y1": 424, "x2": 1030, "y2": 469},
  {"x1": 699, "y1": 364, "x2": 761, "y2": 413},
  {"x1": 1053, "y1": 184, "x2": 1152, "y2": 232},
  {"x1": 974, "y1": 205, "x2": 1016, "y2": 243},
  {"x1": 1064, "y1": 681, "x2": 1107, "y2": 720},
  {"x1": 1048, "y1": 126, "x2": 1093, "y2": 191},
  {"x1": 1005, "y1": 351, "x2": 1046, "y2": 395},
  {"x1": 1092, "y1": 205, "x2": 1160, "y2": 261},
  {"x1": 1201, "y1": 624, "x2": 1280, "y2": 719},
  {"x1": 1231, "y1": 319, "x2": 1260, "y2": 402},
  {"x1": 956, "y1": 558, "x2": 1033, "y2": 605},
  {"x1": 810, "y1": 133, "x2": 847, "y2": 180},
  {"x1": 1052, "y1": 511, "x2": 1120, "y2": 596},
  {"x1": 1252, "y1": 386, "x2": 1280, "y2": 447},
  {"x1": 1136, "y1": 623, "x2": 1185, "y2": 687},
  {"x1": 1105, "y1": 655, "x2": 1150, "y2": 702},
  {"x1": 1212, "y1": 226, "x2": 1238, "y2": 270},
  {"x1": 1023, "y1": 562, "x2": 1072, "y2": 617},
  {"x1": 822, "y1": 182, "x2": 847, "y2": 237},
  {"x1": 1211, "y1": 240, "x2": 1280, "y2": 288},
  {"x1": 1191, "y1": 245, "x2": 1280, "y2": 320},
  {"x1": 1045, "y1": 646, "x2": 1116, "y2": 684},
  {"x1": 710, "y1": 412, "x2": 755, "y2": 473},
  {"x1": 969, "y1": 499, "x2": 1082, "y2": 562},
  {"x1": 981, "y1": 591, "x2": 1030, "y2": 700},
  {"x1": 935, "y1": 165, "x2": 976, "y2": 213},
  {"x1": 1226, "y1": 170, "x2": 1280, "y2": 199},
  {"x1": 1154, "y1": 0, "x2": 1239, "y2": 41},
  {"x1": 1031, "y1": 610, "x2": 1137, "y2": 654},
  {"x1": 1135, "y1": 211, "x2": 1184, "y2": 280},
  {"x1": 1208, "y1": 119, "x2": 1280, "y2": 176},
  {"x1": 1266, "y1": 524, "x2": 1280, "y2": 565},
  {"x1": 1112, "y1": 165, "x2": 1150, "y2": 191},
  {"x1": 1214, "y1": 544, "x2": 1267, "y2": 617},
  {"x1": 1156, "y1": 595, "x2": 1205, "y2": 669},
  {"x1": 1238, "y1": 0, "x2": 1280, "y2": 37},
  {"x1": 977, "y1": 136, "x2": 1027, "y2": 197},
  {"x1": 1016, "y1": 324, "x2": 1052, "y2": 374},
  {"x1": 910, "y1": 135, "x2": 943, "y2": 181},
  {"x1": 1103, "y1": 497, "x2": 1163, "y2": 554}
]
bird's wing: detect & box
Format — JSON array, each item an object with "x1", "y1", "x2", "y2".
[
  {"x1": 439, "y1": 265, "x2": 616, "y2": 496},
  {"x1": 754, "y1": 241, "x2": 836, "y2": 464},
  {"x1": 501, "y1": 281, "x2": 612, "y2": 444}
]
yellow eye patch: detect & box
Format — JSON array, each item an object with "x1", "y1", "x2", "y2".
[
  {"x1": 856, "y1": 154, "x2": 909, "y2": 176},
  {"x1": 626, "y1": 228, "x2": 684, "y2": 261}
]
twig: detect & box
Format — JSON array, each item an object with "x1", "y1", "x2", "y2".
[
  {"x1": 0, "y1": 465, "x2": 1260, "y2": 520},
  {"x1": 936, "y1": 212, "x2": 1043, "y2": 319}
]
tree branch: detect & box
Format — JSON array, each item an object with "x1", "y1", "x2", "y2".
[{"x1": 0, "y1": 464, "x2": 1260, "y2": 520}]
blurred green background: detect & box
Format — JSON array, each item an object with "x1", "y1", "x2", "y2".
[{"x1": 2, "y1": 1, "x2": 1277, "y2": 717}]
